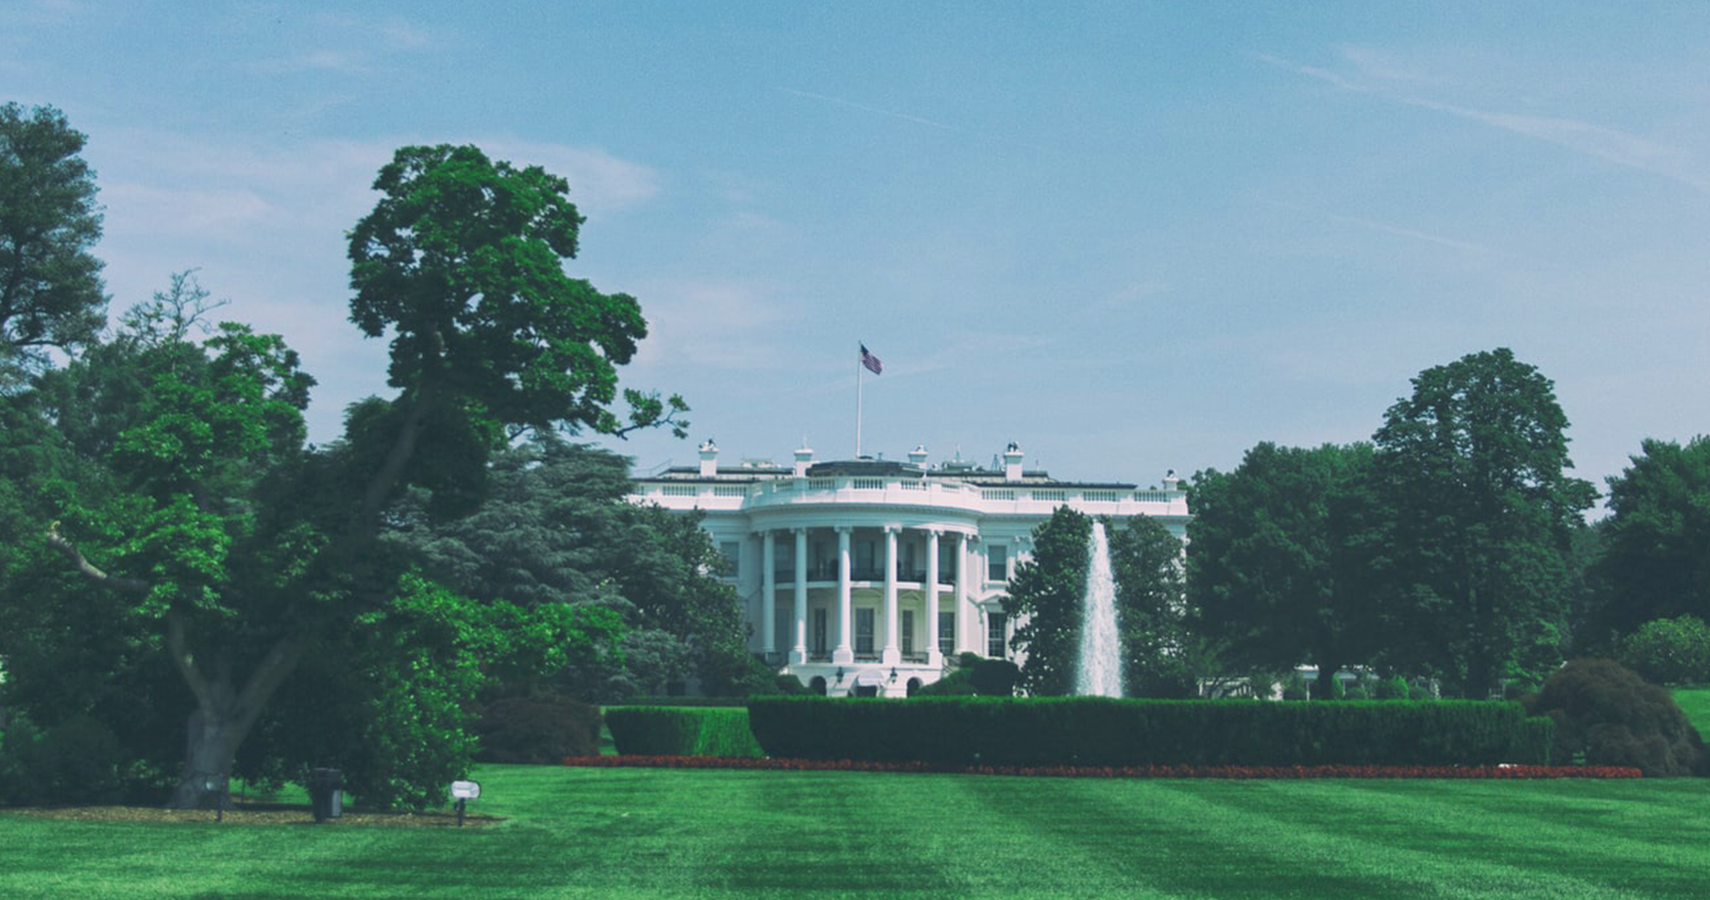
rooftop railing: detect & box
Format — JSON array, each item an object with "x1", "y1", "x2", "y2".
[{"x1": 631, "y1": 474, "x2": 1189, "y2": 517}]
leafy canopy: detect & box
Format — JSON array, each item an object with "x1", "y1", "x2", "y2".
[
  {"x1": 1373, "y1": 347, "x2": 1595, "y2": 697},
  {"x1": 347, "y1": 143, "x2": 685, "y2": 438},
  {"x1": 0, "y1": 102, "x2": 106, "y2": 380}
]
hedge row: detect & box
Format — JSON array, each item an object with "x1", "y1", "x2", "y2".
[
  {"x1": 745, "y1": 697, "x2": 1553, "y2": 767},
  {"x1": 603, "y1": 707, "x2": 765, "y2": 758}
]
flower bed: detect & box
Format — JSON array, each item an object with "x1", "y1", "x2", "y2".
[{"x1": 562, "y1": 755, "x2": 1641, "y2": 779}]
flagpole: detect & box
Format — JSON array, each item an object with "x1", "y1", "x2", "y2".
[{"x1": 855, "y1": 341, "x2": 864, "y2": 458}]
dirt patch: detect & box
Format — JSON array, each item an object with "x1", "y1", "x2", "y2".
[{"x1": 6, "y1": 804, "x2": 502, "y2": 827}]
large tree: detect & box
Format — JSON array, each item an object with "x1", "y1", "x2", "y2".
[
  {"x1": 1585, "y1": 436, "x2": 1710, "y2": 643},
  {"x1": 1007, "y1": 507, "x2": 1094, "y2": 696},
  {"x1": 22, "y1": 144, "x2": 687, "y2": 808},
  {"x1": 1186, "y1": 442, "x2": 1385, "y2": 699},
  {"x1": 382, "y1": 437, "x2": 748, "y2": 702},
  {"x1": 1373, "y1": 348, "x2": 1595, "y2": 698},
  {"x1": 0, "y1": 103, "x2": 106, "y2": 380},
  {"x1": 1107, "y1": 514, "x2": 1192, "y2": 697}
]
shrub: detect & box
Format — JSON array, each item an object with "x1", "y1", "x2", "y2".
[
  {"x1": 474, "y1": 696, "x2": 602, "y2": 764},
  {"x1": 969, "y1": 658, "x2": 1020, "y2": 696},
  {"x1": 1617, "y1": 616, "x2": 1710, "y2": 685},
  {"x1": 1375, "y1": 675, "x2": 1411, "y2": 700},
  {"x1": 0, "y1": 713, "x2": 126, "y2": 806},
  {"x1": 913, "y1": 667, "x2": 977, "y2": 696},
  {"x1": 604, "y1": 706, "x2": 764, "y2": 758},
  {"x1": 1524, "y1": 658, "x2": 1707, "y2": 777},
  {"x1": 1280, "y1": 671, "x2": 1309, "y2": 700}
]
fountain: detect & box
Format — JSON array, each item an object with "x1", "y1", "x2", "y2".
[{"x1": 1075, "y1": 520, "x2": 1124, "y2": 697}]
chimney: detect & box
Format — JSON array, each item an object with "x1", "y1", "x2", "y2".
[
  {"x1": 908, "y1": 444, "x2": 929, "y2": 467},
  {"x1": 698, "y1": 439, "x2": 719, "y2": 477},
  {"x1": 1003, "y1": 442, "x2": 1024, "y2": 482},
  {"x1": 793, "y1": 443, "x2": 815, "y2": 477}
]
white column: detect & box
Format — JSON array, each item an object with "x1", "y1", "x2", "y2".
[
  {"x1": 834, "y1": 526, "x2": 853, "y2": 664},
  {"x1": 761, "y1": 530, "x2": 776, "y2": 658},
  {"x1": 882, "y1": 526, "x2": 900, "y2": 666},
  {"x1": 925, "y1": 528, "x2": 942, "y2": 667},
  {"x1": 955, "y1": 533, "x2": 971, "y2": 655},
  {"x1": 792, "y1": 528, "x2": 808, "y2": 664}
]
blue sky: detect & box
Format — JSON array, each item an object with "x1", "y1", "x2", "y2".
[{"x1": 8, "y1": 2, "x2": 1709, "y2": 503}]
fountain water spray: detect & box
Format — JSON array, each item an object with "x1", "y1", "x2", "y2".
[{"x1": 1075, "y1": 520, "x2": 1124, "y2": 697}]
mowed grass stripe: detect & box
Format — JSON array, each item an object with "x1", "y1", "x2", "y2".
[
  {"x1": 1274, "y1": 779, "x2": 1710, "y2": 893},
  {"x1": 961, "y1": 776, "x2": 1426, "y2": 899},
  {"x1": 547, "y1": 768, "x2": 1179, "y2": 899},
  {"x1": 1138, "y1": 780, "x2": 1706, "y2": 899}
]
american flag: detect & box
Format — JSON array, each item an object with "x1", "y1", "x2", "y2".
[{"x1": 860, "y1": 343, "x2": 883, "y2": 375}]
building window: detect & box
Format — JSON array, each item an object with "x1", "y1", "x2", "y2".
[
  {"x1": 939, "y1": 612, "x2": 955, "y2": 655},
  {"x1": 775, "y1": 540, "x2": 794, "y2": 578},
  {"x1": 773, "y1": 603, "x2": 790, "y2": 652},
  {"x1": 856, "y1": 540, "x2": 878, "y2": 580},
  {"x1": 719, "y1": 541, "x2": 741, "y2": 579},
  {"x1": 901, "y1": 610, "x2": 915, "y2": 656},
  {"x1": 811, "y1": 609, "x2": 827, "y2": 656},
  {"x1": 987, "y1": 545, "x2": 1007, "y2": 582},
  {"x1": 987, "y1": 612, "x2": 1009, "y2": 658},
  {"x1": 856, "y1": 608, "x2": 876, "y2": 656}
]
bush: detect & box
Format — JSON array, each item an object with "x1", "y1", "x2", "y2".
[
  {"x1": 1524, "y1": 658, "x2": 1706, "y2": 776},
  {"x1": 1617, "y1": 616, "x2": 1710, "y2": 686},
  {"x1": 1280, "y1": 671, "x2": 1309, "y2": 701},
  {"x1": 604, "y1": 706, "x2": 764, "y2": 758},
  {"x1": 913, "y1": 667, "x2": 977, "y2": 696},
  {"x1": 969, "y1": 658, "x2": 1020, "y2": 696},
  {"x1": 0, "y1": 713, "x2": 126, "y2": 806},
  {"x1": 474, "y1": 696, "x2": 602, "y2": 764},
  {"x1": 1375, "y1": 675, "x2": 1411, "y2": 700}
]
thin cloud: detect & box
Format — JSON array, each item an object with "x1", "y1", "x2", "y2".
[
  {"x1": 1254, "y1": 198, "x2": 1492, "y2": 255},
  {"x1": 775, "y1": 88, "x2": 958, "y2": 131},
  {"x1": 1258, "y1": 51, "x2": 1710, "y2": 194}
]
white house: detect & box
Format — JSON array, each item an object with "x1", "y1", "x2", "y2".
[{"x1": 630, "y1": 441, "x2": 1189, "y2": 696}]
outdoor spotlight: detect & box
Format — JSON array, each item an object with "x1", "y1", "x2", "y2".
[
  {"x1": 889, "y1": 667, "x2": 898, "y2": 683},
  {"x1": 835, "y1": 667, "x2": 844, "y2": 683}
]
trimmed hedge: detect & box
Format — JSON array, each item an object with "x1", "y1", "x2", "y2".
[
  {"x1": 604, "y1": 706, "x2": 765, "y2": 758},
  {"x1": 745, "y1": 697, "x2": 1552, "y2": 767}
]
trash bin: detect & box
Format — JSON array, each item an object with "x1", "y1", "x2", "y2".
[{"x1": 308, "y1": 768, "x2": 344, "y2": 822}]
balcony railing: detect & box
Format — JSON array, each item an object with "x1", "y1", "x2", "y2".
[{"x1": 772, "y1": 563, "x2": 961, "y2": 584}]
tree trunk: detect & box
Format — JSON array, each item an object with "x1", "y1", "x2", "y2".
[
  {"x1": 168, "y1": 704, "x2": 249, "y2": 810},
  {"x1": 1313, "y1": 663, "x2": 1339, "y2": 701},
  {"x1": 163, "y1": 619, "x2": 307, "y2": 810}
]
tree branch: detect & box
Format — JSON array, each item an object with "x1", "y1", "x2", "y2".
[
  {"x1": 166, "y1": 607, "x2": 215, "y2": 711},
  {"x1": 45, "y1": 522, "x2": 151, "y2": 594}
]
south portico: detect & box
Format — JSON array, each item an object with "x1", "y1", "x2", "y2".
[{"x1": 752, "y1": 518, "x2": 986, "y2": 697}]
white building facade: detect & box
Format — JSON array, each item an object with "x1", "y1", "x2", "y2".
[{"x1": 630, "y1": 441, "x2": 1189, "y2": 697}]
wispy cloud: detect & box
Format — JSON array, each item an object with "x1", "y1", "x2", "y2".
[
  {"x1": 628, "y1": 279, "x2": 796, "y2": 371},
  {"x1": 1253, "y1": 198, "x2": 1493, "y2": 255},
  {"x1": 775, "y1": 88, "x2": 958, "y2": 131},
  {"x1": 1258, "y1": 51, "x2": 1710, "y2": 194},
  {"x1": 249, "y1": 11, "x2": 437, "y2": 77}
]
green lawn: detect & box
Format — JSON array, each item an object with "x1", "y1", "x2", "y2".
[
  {"x1": 3, "y1": 765, "x2": 1708, "y2": 899},
  {"x1": 1672, "y1": 686, "x2": 1710, "y2": 740}
]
